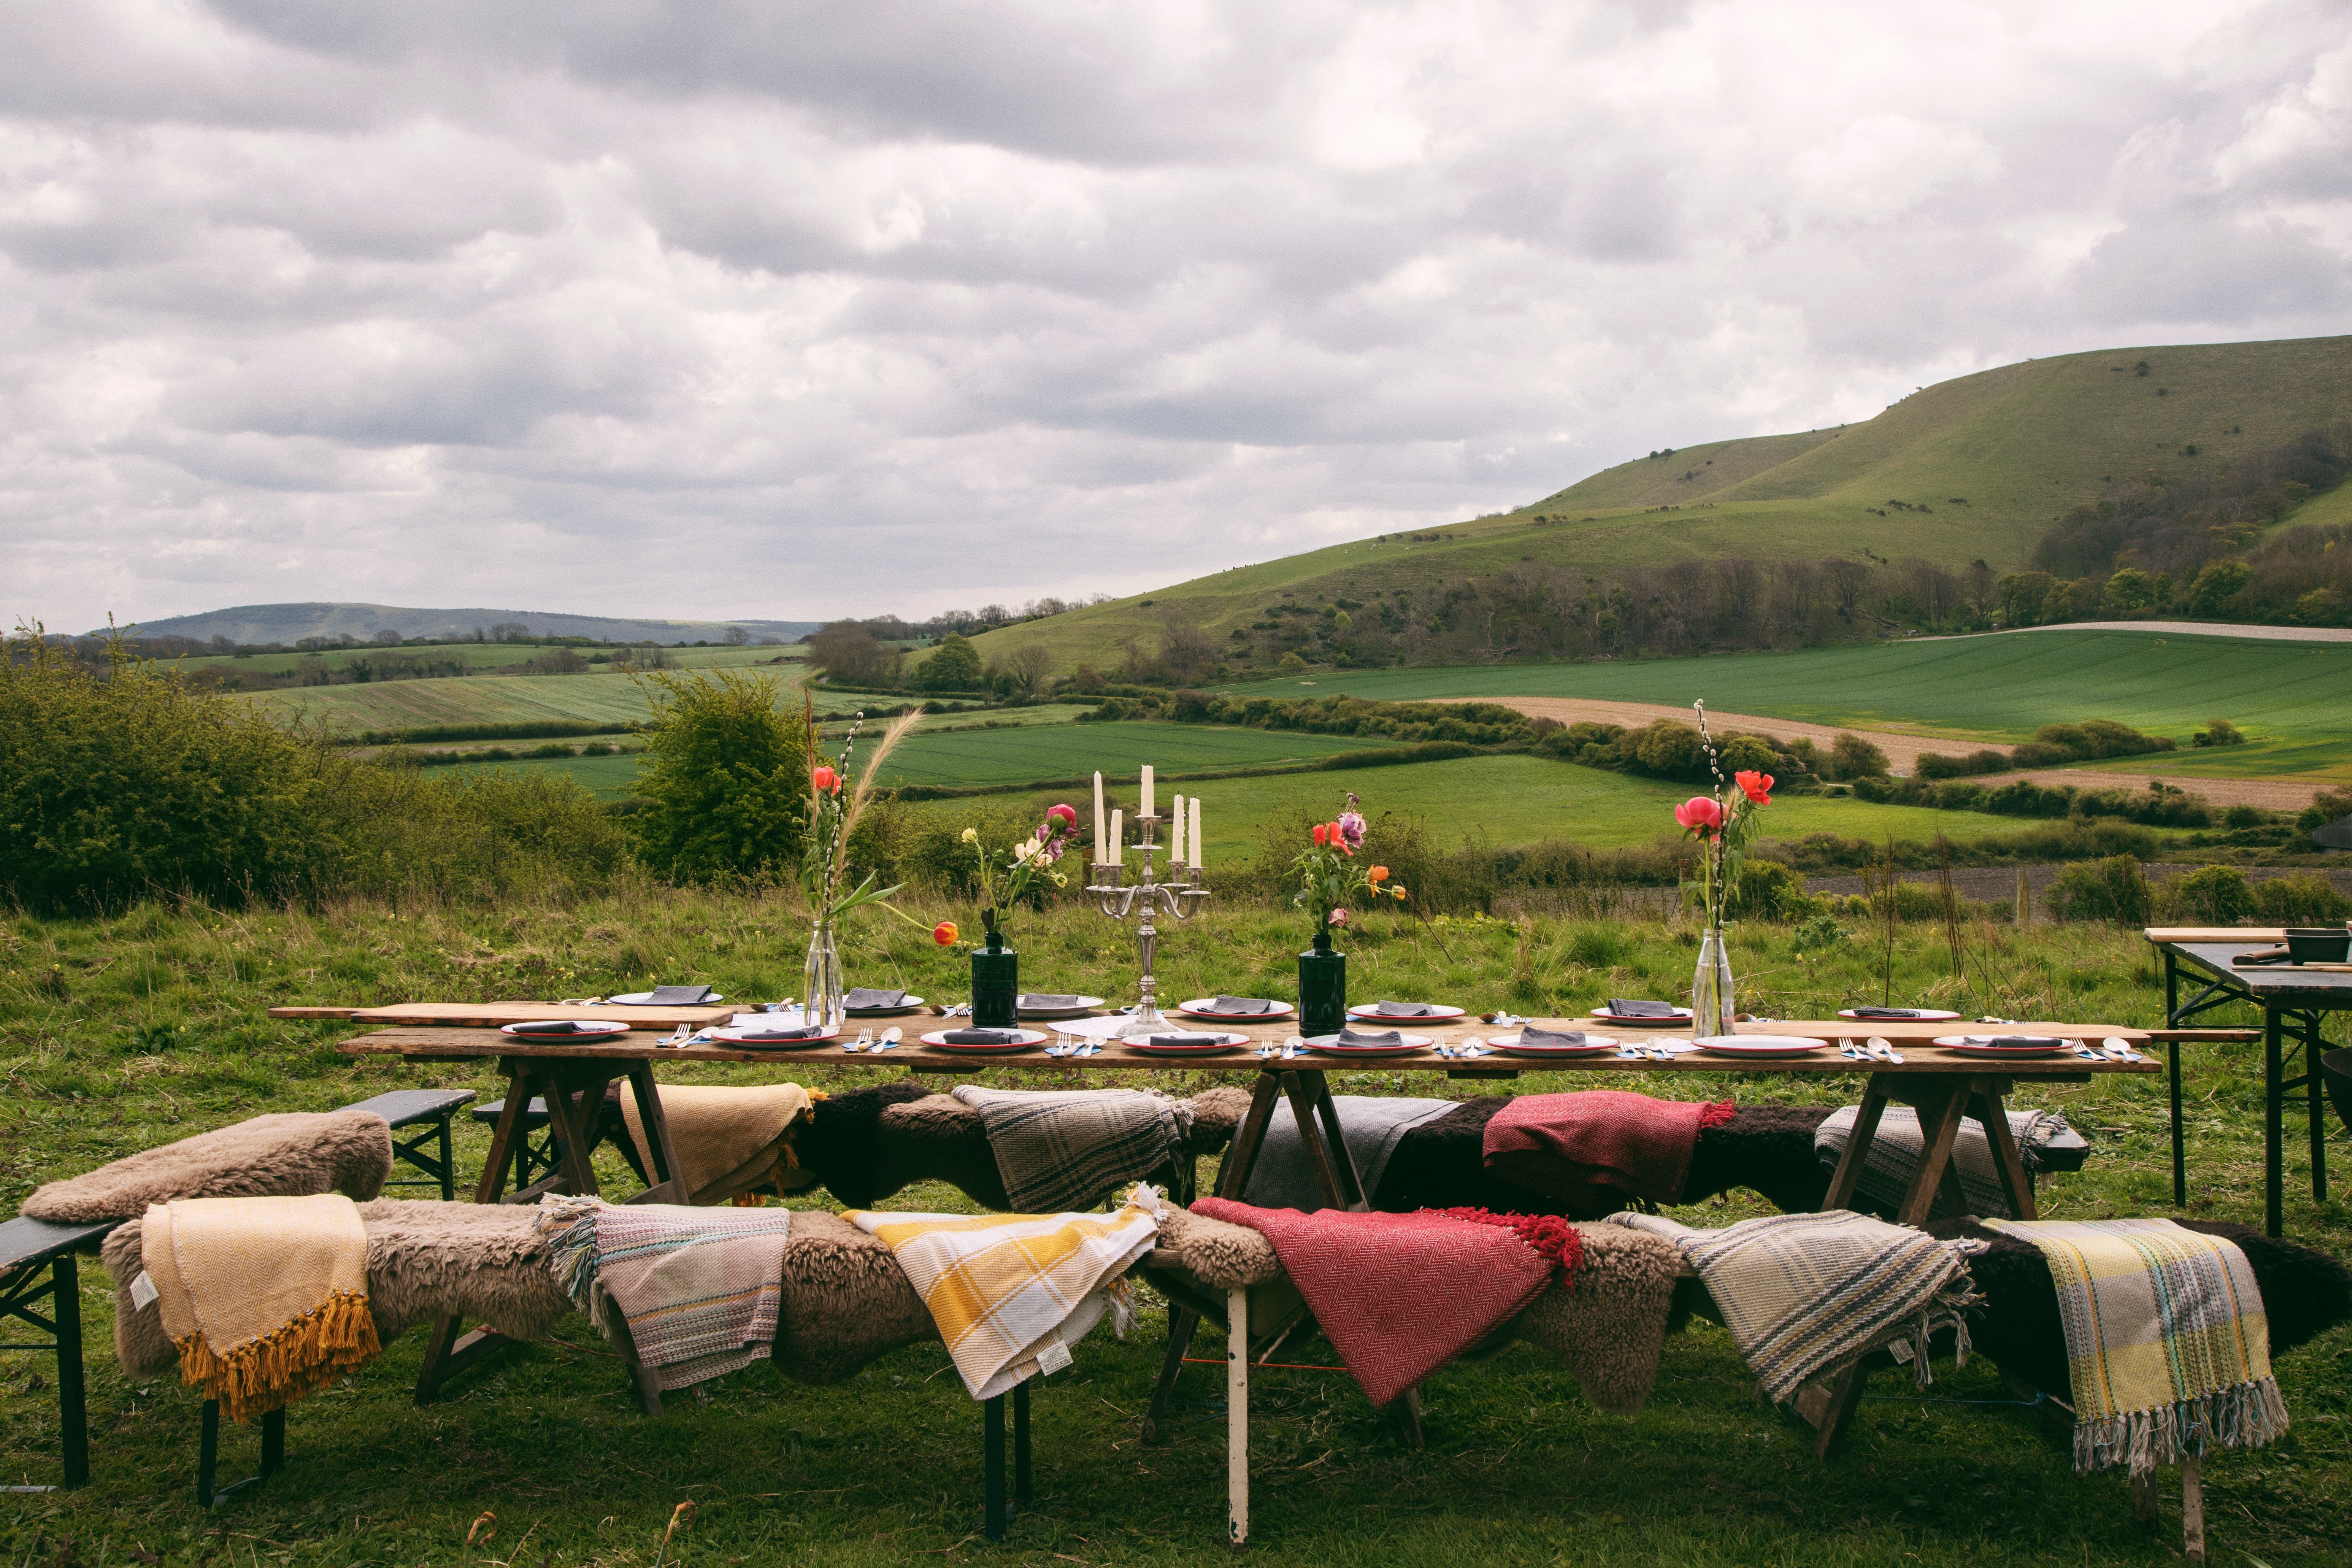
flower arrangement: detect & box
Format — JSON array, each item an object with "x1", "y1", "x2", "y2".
[
  {"x1": 801, "y1": 705, "x2": 922, "y2": 927},
  {"x1": 1673, "y1": 700, "x2": 1773, "y2": 928},
  {"x1": 959, "y1": 804, "x2": 1081, "y2": 943},
  {"x1": 1290, "y1": 793, "x2": 1408, "y2": 937}
]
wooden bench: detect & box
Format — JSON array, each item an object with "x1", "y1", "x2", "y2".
[
  {"x1": 339, "y1": 1089, "x2": 476, "y2": 1202},
  {"x1": 0, "y1": 1214, "x2": 119, "y2": 1491}
]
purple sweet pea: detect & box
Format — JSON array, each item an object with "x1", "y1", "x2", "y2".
[{"x1": 1337, "y1": 810, "x2": 1366, "y2": 849}]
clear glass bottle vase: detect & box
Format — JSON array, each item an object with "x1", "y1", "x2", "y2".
[
  {"x1": 802, "y1": 922, "x2": 844, "y2": 1032},
  {"x1": 1690, "y1": 924, "x2": 1735, "y2": 1038}
]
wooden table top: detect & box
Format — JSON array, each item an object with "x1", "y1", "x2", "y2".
[
  {"x1": 2144, "y1": 927, "x2": 2292, "y2": 944},
  {"x1": 279, "y1": 1000, "x2": 742, "y2": 1028},
  {"x1": 336, "y1": 1015, "x2": 2156, "y2": 1078}
]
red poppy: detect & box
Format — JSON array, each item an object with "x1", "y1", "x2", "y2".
[
  {"x1": 1735, "y1": 770, "x2": 1774, "y2": 805},
  {"x1": 1312, "y1": 823, "x2": 1330, "y2": 846},
  {"x1": 812, "y1": 765, "x2": 842, "y2": 793}
]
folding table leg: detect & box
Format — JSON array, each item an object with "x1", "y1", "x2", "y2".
[
  {"x1": 1973, "y1": 1089, "x2": 2037, "y2": 1220},
  {"x1": 1893, "y1": 1084, "x2": 1969, "y2": 1228},
  {"x1": 2265, "y1": 1008, "x2": 2284, "y2": 1238},
  {"x1": 2182, "y1": 1454, "x2": 2205, "y2": 1562},
  {"x1": 2304, "y1": 1014, "x2": 2329, "y2": 1205},
  {"x1": 1141, "y1": 1307, "x2": 1199, "y2": 1445},
  {"x1": 1823, "y1": 1080, "x2": 1891, "y2": 1210},
  {"x1": 2164, "y1": 951, "x2": 2187, "y2": 1207},
  {"x1": 1227, "y1": 1286, "x2": 1249, "y2": 1549},
  {"x1": 417, "y1": 1063, "x2": 535, "y2": 1404}
]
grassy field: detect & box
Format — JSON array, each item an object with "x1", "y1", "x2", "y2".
[
  {"x1": 957, "y1": 335, "x2": 2352, "y2": 676},
  {"x1": 872, "y1": 721, "x2": 1393, "y2": 789},
  {"x1": 177, "y1": 644, "x2": 805, "y2": 678},
  {"x1": 244, "y1": 659, "x2": 844, "y2": 734},
  {"x1": 1211, "y1": 630, "x2": 2352, "y2": 745},
  {"x1": 1, "y1": 891, "x2": 2345, "y2": 1566}
]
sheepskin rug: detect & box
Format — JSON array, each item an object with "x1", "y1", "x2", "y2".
[{"x1": 24, "y1": 1112, "x2": 394, "y2": 1223}]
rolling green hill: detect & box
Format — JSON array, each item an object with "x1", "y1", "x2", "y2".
[{"x1": 957, "y1": 333, "x2": 2352, "y2": 674}]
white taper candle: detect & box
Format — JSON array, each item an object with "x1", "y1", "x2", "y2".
[
  {"x1": 1093, "y1": 772, "x2": 1105, "y2": 863},
  {"x1": 1108, "y1": 809, "x2": 1123, "y2": 866},
  {"x1": 1190, "y1": 796, "x2": 1203, "y2": 869},
  {"x1": 1140, "y1": 765, "x2": 1154, "y2": 821},
  {"x1": 1171, "y1": 794, "x2": 1185, "y2": 864}
]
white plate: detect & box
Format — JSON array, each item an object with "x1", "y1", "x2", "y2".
[
  {"x1": 1347, "y1": 1003, "x2": 1468, "y2": 1022},
  {"x1": 844, "y1": 995, "x2": 924, "y2": 1016},
  {"x1": 1179, "y1": 998, "x2": 1296, "y2": 1021},
  {"x1": 1016, "y1": 995, "x2": 1106, "y2": 1020},
  {"x1": 1120, "y1": 1031, "x2": 1253, "y2": 1055},
  {"x1": 608, "y1": 991, "x2": 724, "y2": 1005},
  {"x1": 1837, "y1": 1008, "x2": 1962, "y2": 1022},
  {"x1": 1304, "y1": 1032, "x2": 1434, "y2": 1057},
  {"x1": 1931, "y1": 1034, "x2": 2074, "y2": 1058},
  {"x1": 1587, "y1": 1006, "x2": 1693, "y2": 1027},
  {"x1": 708, "y1": 1024, "x2": 840, "y2": 1046},
  {"x1": 920, "y1": 1028, "x2": 1051, "y2": 1054},
  {"x1": 501, "y1": 1020, "x2": 631, "y2": 1039},
  {"x1": 1493, "y1": 1033, "x2": 1619, "y2": 1058},
  {"x1": 1693, "y1": 1035, "x2": 1831, "y2": 1058}
]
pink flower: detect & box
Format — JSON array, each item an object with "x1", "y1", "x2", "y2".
[
  {"x1": 1328, "y1": 908, "x2": 1350, "y2": 927},
  {"x1": 1674, "y1": 795, "x2": 1722, "y2": 837},
  {"x1": 1337, "y1": 810, "x2": 1366, "y2": 849},
  {"x1": 1047, "y1": 803, "x2": 1077, "y2": 832}
]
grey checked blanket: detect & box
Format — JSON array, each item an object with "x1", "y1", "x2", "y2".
[
  {"x1": 1241, "y1": 1095, "x2": 1454, "y2": 1212},
  {"x1": 1816, "y1": 1106, "x2": 2071, "y2": 1219},
  {"x1": 952, "y1": 1086, "x2": 1192, "y2": 1214},
  {"x1": 1611, "y1": 1209, "x2": 1982, "y2": 1402}
]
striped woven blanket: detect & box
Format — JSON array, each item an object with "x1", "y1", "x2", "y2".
[
  {"x1": 847, "y1": 1189, "x2": 1159, "y2": 1400},
  {"x1": 140, "y1": 1194, "x2": 381, "y2": 1423},
  {"x1": 537, "y1": 1196, "x2": 794, "y2": 1391},
  {"x1": 1985, "y1": 1217, "x2": 2287, "y2": 1475},
  {"x1": 1611, "y1": 1209, "x2": 1981, "y2": 1402},
  {"x1": 950, "y1": 1086, "x2": 1190, "y2": 1213},
  {"x1": 1815, "y1": 1106, "x2": 2070, "y2": 1219}
]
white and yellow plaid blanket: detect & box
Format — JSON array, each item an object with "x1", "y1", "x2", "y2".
[
  {"x1": 1986, "y1": 1217, "x2": 2287, "y2": 1475},
  {"x1": 140, "y1": 1194, "x2": 381, "y2": 1423},
  {"x1": 845, "y1": 1189, "x2": 1159, "y2": 1400}
]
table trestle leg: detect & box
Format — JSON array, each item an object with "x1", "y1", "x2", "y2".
[{"x1": 1228, "y1": 1286, "x2": 1249, "y2": 1549}]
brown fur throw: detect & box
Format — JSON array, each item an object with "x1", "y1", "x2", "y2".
[
  {"x1": 769, "y1": 1210, "x2": 938, "y2": 1384},
  {"x1": 103, "y1": 1198, "x2": 575, "y2": 1381},
  {"x1": 1186, "y1": 1087, "x2": 1252, "y2": 1150},
  {"x1": 25, "y1": 1112, "x2": 394, "y2": 1224},
  {"x1": 1149, "y1": 1204, "x2": 1282, "y2": 1287},
  {"x1": 1502, "y1": 1222, "x2": 1685, "y2": 1415}
]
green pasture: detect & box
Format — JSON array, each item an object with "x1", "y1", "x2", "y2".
[
  {"x1": 175, "y1": 643, "x2": 805, "y2": 677},
  {"x1": 1213, "y1": 630, "x2": 2352, "y2": 745},
  {"x1": 872, "y1": 720, "x2": 1392, "y2": 789},
  {"x1": 248, "y1": 662, "x2": 844, "y2": 734},
  {"x1": 2073, "y1": 738, "x2": 2352, "y2": 783},
  {"x1": 2, "y1": 893, "x2": 2346, "y2": 1566}
]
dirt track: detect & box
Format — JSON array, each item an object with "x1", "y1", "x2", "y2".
[{"x1": 1448, "y1": 696, "x2": 2335, "y2": 812}]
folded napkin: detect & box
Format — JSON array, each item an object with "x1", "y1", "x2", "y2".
[
  {"x1": 1957, "y1": 1035, "x2": 2068, "y2": 1048},
  {"x1": 140, "y1": 1194, "x2": 381, "y2": 1423},
  {"x1": 1333, "y1": 1028, "x2": 1405, "y2": 1047},
  {"x1": 844, "y1": 988, "x2": 908, "y2": 1010},
  {"x1": 1607, "y1": 998, "x2": 1679, "y2": 1018},
  {"x1": 1211, "y1": 996, "x2": 1280, "y2": 1014},
  {"x1": 1018, "y1": 994, "x2": 1084, "y2": 1009},
  {"x1": 646, "y1": 985, "x2": 715, "y2": 1005},
  {"x1": 1149, "y1": 1033, "x2": 1225, "y2": 1047},
  {"x1": 1512, "y1": 1026, "x2": 1590, "y2": 1047},
  {"x1": 513, "y1": 1019, "x2": 606, "y2": 1035},
  {"x1": 944, "y1": 1029, "x2": 1023, "y2": 1045},
  {"x1": 846, "y1": 1194, "x2": 1160, "y2": 1400},
  {"x1": 732, "y1": 1026, "x2": 824, "y2": 1043},
  {"x1": 1850, "y1": 1006, "x2": 1934, "y2": 1019},
  {"x1": 1373, "y1": 1001, "x2": 1439, "y2": 1017},
  {"x1": 537, "y1": 1195, "x2": 793, "y2": 1391}
]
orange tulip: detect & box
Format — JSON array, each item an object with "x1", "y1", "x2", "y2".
[{"x1": 933, "y1": 920, "x2": 959, "y2": 946}]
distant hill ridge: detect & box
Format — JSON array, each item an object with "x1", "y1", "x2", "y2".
[
  {"x1": 952, "y1": 332, "x2": 2352, "y2": 675},
  {"x1": 101, "y1": 602, "x2": 822, "y2": 646}
]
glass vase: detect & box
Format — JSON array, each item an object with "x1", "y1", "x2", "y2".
[
  {"x1": 970, "y1": 921, "x2": 1020, "y2": 1028},
  {"x1": 1298, "y1": 929, "x2": 1347, "y2": 1037},
  {"x1": 1690, "y1": 924, "x2": 1735, "y2": 1038},
  {"x1": 803, "y1": 922, "x2": 844, "y2": 1033}
]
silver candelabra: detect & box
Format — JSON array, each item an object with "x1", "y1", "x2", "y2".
[{"x1": 1086, "y1": 811, "x2": 1211, "y2": 1040}]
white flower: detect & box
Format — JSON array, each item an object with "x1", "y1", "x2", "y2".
[
  {"x1": 961, "y1": 828, "x2": 979, "y2": 844},
  {"x1": 1014, "y1": 839, "x2": 1040, "y2": 862}
]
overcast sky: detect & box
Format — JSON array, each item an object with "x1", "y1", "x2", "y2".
[{"x1": 5, "y1": 0, "x2": 2349, "y2": 633}]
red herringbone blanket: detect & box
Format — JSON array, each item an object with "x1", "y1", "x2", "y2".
[
  {"x1": 1483, "y1": 1092, "x2": 1733, "y2": 1206},
  {"x1": 1191, "y1": 1198, "x2": 1554, "y2": 1406}
]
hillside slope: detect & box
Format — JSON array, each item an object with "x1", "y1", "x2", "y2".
[
  {"x1": 111, "y1": 601, "x2": 820, "y2": 646},
  {"x1": 962, "y1": 333, "x2": 2352, "y2": 674}
]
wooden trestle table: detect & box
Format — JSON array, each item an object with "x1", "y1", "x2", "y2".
[{"x1": 328, "y1": 1003, "x2": 2154, "y2": 1447}]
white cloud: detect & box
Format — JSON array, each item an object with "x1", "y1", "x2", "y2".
[{"x1": 2, "y1": 0, "x2": 2348, "y2": 633}]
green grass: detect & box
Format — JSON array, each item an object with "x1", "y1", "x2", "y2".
[
  {"x1": 1211, "y1": 630, "x2": 2352, "y2": 745},
  {"x1": 176, "y1": 644, "x2": 805, "y2": 678},
  {"x1": 2, "y1": 892, "x2": 2346, "y2": 1566},
  {"x1": 2071, "y1": 739, "x2": 2352, "y2": 782},
  {"x1": 245, "y1": 662, "x2": 850, "y2": 735},
  {"x1": 873, "y1": 721, "x2": 1395, "y2": 789},
  {"x1": 957, "y1": 333, "x2": 2352, "y2": 676}
]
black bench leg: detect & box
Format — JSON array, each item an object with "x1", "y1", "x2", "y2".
[
  {"x1": 54, "y1": 1253, "x2": 88, "y2": 1489},
  {"x1": 198, "y1": 1401, "x2": 219, "y2": 1506},
  {"x1": 1014, "y1": 1380, "x2": 1032, "y2": 1504},
  {"x1": 198, "y1": 1401, "x2": 287, "y2": 1507},
  {"x1": 984, "y1": 1393, "x2": 1007, "y2": 1542},
  {"x1": 439, "y1": 1113, "x2": 457, "y2": 1203}
]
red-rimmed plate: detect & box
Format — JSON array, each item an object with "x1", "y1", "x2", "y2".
[
  {"x1": 708, "y1": 1024, "x2": 840, "y2": 1047},
  {"x1": 1491, "y1": 1033, "x2": 1620, "y2": 1058},
  {"x1": 1303, "y1": 1032, "x2": 1433, "y2": 1058},
  {"x1": 1838, "y1": 1008, "x2": 1963, "y2": 1022},
  {"x1": 1120, "y1": 1032, "x2": 1252, "y2": 1056},
  {"x1": 1178, "y1": 998, "x2": 1295, "y2": 1022},
  {"x1": 501, "y1": 1020, "x2": 631, "y2": 1041},
  {"x1": 1347, "y1": 1003, "x2": 1468, "y2": 1022},
  {"x1": 1933, "y1": 1035, "x2": 2073, "y2": 1059},
  {"x1": 920, "y1": 1028, "x2": 1050, "y2": 1054},
  {"x1": 1695, "y1": 1035, "x2": 1831, "y2": 1058},
  {"x1": 1585, "y1": 1007, "x2": 1692, "y2": 1028}
]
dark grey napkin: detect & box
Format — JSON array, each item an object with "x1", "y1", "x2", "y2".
[
  {"x1": 1978, "y1": 1035, "x2": 2068, "y2": 1048},
  {"x1": 643, "y1": 984, "x2": 715, "y2": 1005},
  {"x1": 1373, "y1": 1001, "x2": 1438, "y2": 1017},
  {"x1": 1851, "y1": 1006, "x2": 1932, "y2": 1019},
  {"x1": 1607, "y1": 998, "x2": 1678, "y2": 1017},
  {"x1": 1019, "y1": 994, "x2": 1084, "y2": 1009},
  {"x1": 844, "y1": 988, "x2": 908, "y2": 1009},
  {"x1": 514, "y1": 1020, "x2": 601, "y2": 1034},
  {"x1": 735, "y1": 1026, "x2": 824, "y2": 1043},
  {"x1": 1149, "y1": 1033, "x2": 1226, "y2": 1047},
  {"x1": 1333, "y1": 1028, "x2": 1406, "y2": 1047},
  {"x1": 1513, "y1": 1026, "x2": 1590, "y2": 1047},
  {"x1": 1211, "y1": 996, "x2": 1279, "y2": 1014},
  {"x1": 943, "y1": 1029, "x2": 1022, "y2": 1045}
]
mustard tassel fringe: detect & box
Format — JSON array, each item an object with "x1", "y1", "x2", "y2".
[{"x1": 173, "y1": 1289, "x2": 381, "y2": 1424}]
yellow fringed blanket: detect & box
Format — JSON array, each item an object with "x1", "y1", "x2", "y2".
[{"x1": 140, "y1": 1194, "x2": 381, "y2": 1423}]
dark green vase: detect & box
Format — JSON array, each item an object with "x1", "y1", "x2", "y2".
[
  {"x1": 970, "y1": 923, "x2": 1019, "y2": 1028},
  {"x1": 1298, "y1": 930, "x2": 1346, "y2": 1036}
]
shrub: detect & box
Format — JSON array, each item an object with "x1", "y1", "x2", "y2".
[
  {"x1": 2297, "y1": 786, "x2": 2352, "y2": 832},
  {"x1": 2223, "y1": 804, "x2": 2268, "y2": 829},
  {"x1": 1726, "y1": 858, "x2": 1822, "y2": 921},
  {"x1": 1825, "y1": 733, "x2": 1890, "y2": 780},
  {"x1": 629, "y1": 669, "x2": 810, "y2": 883},
  {"x1": 335, "y1": 765, "x2": 629, "y2": 903},
  {"x1": 2166, "y1": 865, "x2": 2257, "y2": 925},
  {"x1": 2254, "y1": 873, "x2": 2349, "y2": 925},
  {"x1": 2046, "y1": 855, "x2": 2152, "y2": 924},
  {"x1": 2193, "y1": 718, "x2": 2246, "y2": 747},
  {"x1": 1790, "y1": 912, "x2": 1851, "y2": 951}
]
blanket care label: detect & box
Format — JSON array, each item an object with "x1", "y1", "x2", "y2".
[
  {"x1": 1036, "y1": 1337, "x2": 1073, "y2": 1375},
  {"x1": 129, "y1": 1271, "x2": 159, "y2": 1310}
]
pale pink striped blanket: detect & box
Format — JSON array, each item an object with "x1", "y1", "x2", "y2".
[{"x1": 536, "y1": 1195, "x2": 794, "y2": 1391}]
